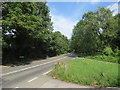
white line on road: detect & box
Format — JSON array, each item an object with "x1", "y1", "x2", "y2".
[
  {"x1": 42, "y1": 69, "x2": 53, "y2": 75},
  {"x1": 28, "y1": 77, "x2": 38, "y2": 82},
  {"x1": 15, "y1": 87, "x2": 19, "y2": 88},
  {"x1": 12, "y1": 87, "x2": 19, "y2": 90},
  {"x1": 2, "y1": 56, "x2": 67, "y2": 76}
]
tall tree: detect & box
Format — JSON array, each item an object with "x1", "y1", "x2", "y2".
[
  {"x1": 2, "y1": 2, "x2": 70, "y2": 64},
  {"x1": 71, "y1": 7, "x2": 117, "y2": 56},
  {"x1": 2, "y1": 2, "x2": 53, "y2": 64},
  {"x1": 48, "y1": 31, "x2": 70, "y2": 56}
]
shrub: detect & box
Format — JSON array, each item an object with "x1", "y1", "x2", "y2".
[
  {"x1": 113, "y1": 48, "x2": 120, "y2": 56},
  {"x1": 102, "y1": 46, "x2": 114, "y2": 56}
]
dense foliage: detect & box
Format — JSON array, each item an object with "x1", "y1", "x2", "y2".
[
  {"x1": 2, "y1": 3, "x2": 119, "y2": 65},
  {"x1": 2, "y1": 2, "x2": 70, "y2": 64},
  {"x1": 48, "y1": 31, "x2": 70, "y2": 56},
  {"x1": 85, "y1": 55, "x2": 119, "y2": 64},
  {"x1": 71, "y1": 7, "x2": 120, "y2": 57}
]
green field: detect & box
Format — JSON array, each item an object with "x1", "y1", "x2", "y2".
[{"x1": 49, "y1": 59, "x2": 120, "y2": 87}]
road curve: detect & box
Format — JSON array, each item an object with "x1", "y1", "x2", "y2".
[{"x1": 1, "y1": 53, "x2": 76, "y2": 88}]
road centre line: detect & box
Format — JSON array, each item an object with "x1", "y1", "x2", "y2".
[
  {"x1": 42, "y1": 69, "x2": 53, "y2": 75},
  {"x1": 28, "y1": 77, "x2": 38, "y2": 82},
  {"x1": 2, "y1": 56, "x2": 67, "y2": 76},
  {"x1": 12, "y1": 87, "x2": 19, "y2": 90},
  {"x1": 15, "y1": 87, "x2": 19, "y2": 88}
]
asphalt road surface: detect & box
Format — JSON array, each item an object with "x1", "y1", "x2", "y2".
[{"x1": 1, "y1": 53, "x2": 77, "y2": 89}]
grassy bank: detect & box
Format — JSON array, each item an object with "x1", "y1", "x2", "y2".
[
  {"x1": 84, "y1": 55, "x2": 119, "y2": 64},
  {"x1": 49, "y1": 59, "x2": 119, "y2": 87}
]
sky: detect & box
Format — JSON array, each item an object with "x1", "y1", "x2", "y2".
[{"x1": 47, "y1": 2, "x2": 119, "y2": 39}]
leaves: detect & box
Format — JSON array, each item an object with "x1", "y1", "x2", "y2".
[
  {"x1": 2, "y1": 2, "x2": 69, "y2": 64},
  {"x1": 71, "y1": 7, "x2": 119, "y2": 56}
]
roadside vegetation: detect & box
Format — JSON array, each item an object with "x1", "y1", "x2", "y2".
[
  {"x1": 1, "y1": 2, "x2": 70, "y2": 65},
  {"x1": 49, "y1": 6, "x2": 120, "y2": 87},
  {"x1": 71, "y1": 7, "x2": 120, "y2": 63},
  {"x1": 49, "y1": 59, "x2": 120, "y2": 87},
  {"x1": 85, "y1": 55, "x2": 119, "y2": 64},
  {"x1": 78, "y1": 46, "x2": 120, "y2": 64},
  {"x1": 1, "y1": 2, "x2": 119, "y2": 87}
]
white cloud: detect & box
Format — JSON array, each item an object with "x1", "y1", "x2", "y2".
[
  {"x1": 89, "y1": 0, "x2": 101, "y2": 5},
  {"x1": 47, "y1": 3, "x2": 78, "y2": 39},
  {"x1": 107, "y1": 2, "x2": 119, "y2": 16},
  {"x1": 51, "y1": 14, "x2": 78, "y2": 39}
]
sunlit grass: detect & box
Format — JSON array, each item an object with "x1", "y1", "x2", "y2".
[
  {"x1": 49, "y1": 59, "x2": 119, "y2": 87},
  {"x1": 85, "y1": 55, "x2": 119, "y2": 64}
]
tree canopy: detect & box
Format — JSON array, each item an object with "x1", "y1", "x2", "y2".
[
  {"x1": 2, "y1": 3, "x2": 119, "y2": 65},
  {"x1": 71, "y1": 7, "x2": 120, "y2": 56},
  {"x1": 2, "y1": 2, "x2": 70, "y2": 64}
]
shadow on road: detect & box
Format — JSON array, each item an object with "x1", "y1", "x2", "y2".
[
  {"x1": 67, "y1": 53, "x2": 77, "y2": 57},
  {"x1": 2, "y1": 58, "x2": 45, "y2": 67},
  {"x1": 2, "y1": 53, "x2": 74, "y2": 67}
]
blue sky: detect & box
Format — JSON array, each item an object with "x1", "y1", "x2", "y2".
[{"x1": 47, "y1": 2, "x2": 118, "y2": 39}]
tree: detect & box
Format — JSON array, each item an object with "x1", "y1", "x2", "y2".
[
  {"x1": 71, "y1": 7, "x2": 119, "y2": 56},
  {"x1": 48, "y1": 31, "x2": 70, "y2": 56},
  {"x1": 2, "y1": 2, "x2": 70, "y2": 64},
  {"x1": 2, "y1": 2, "x2": 53, "y2": 64}
]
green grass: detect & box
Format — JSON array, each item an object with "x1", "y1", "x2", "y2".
[
  {"x1": 49, "y1": 59, "x2": 120, "y2": 87},
  {"x1": 85, "y1": 55, "x2": 119, "y2": 64}
]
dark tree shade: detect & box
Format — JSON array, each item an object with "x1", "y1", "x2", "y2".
[{"x1": 2, "y1": 2, "x2": 70, "y2": 64}]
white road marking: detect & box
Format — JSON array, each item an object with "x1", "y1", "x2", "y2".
[
  {"x1": 2, "y1": 56, "x2": 67, "y2": 76},
  {"x1": 15, "y1": 87, "x2": 19, "y2": 88},
  {"x1": 42, "y1": 69, "x2": 53, "y2": 75},
  {"x1": 28, "y1": 77, "x2": 38, "y2": 82},
  {"x1": 12, "y1": 87, "x2": 19, "y2": 90}
]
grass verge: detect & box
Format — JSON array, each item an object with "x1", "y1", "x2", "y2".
[
  {"x1": 84, "y1": 55, "x2": 119, "y2": 64},
  {"x1": 48, "y1": 59, "x2": 120, "y2": 87}
]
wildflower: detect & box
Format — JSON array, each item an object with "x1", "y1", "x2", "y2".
[
  {"x1": 55, "y1": 62, "x2": 61, "y2": 65},
  {"x1": 55, "y1": 62, "x2": 61, "y2": 68}
]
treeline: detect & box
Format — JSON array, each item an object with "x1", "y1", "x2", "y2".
[
  {"x1": 71, "y1": 7, "x2": 120, "y2": 56},
  {"x1": 2, "y1": 2, "x2": 70, "y2": 65}
]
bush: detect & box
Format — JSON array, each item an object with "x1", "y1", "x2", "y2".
[
  {"x1": 102, "y1": 46, "x2": 114, "y2": 56},
  {"x1": 113, "y1": 48, "x2": 120, "y2": 56},
  {"x1": 85, "y1": 55, "x2": 119, "y2": 64}
]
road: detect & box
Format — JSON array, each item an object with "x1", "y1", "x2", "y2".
[{"x1": 1, "y1": 53, "x2": 77, "y2": 89}]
